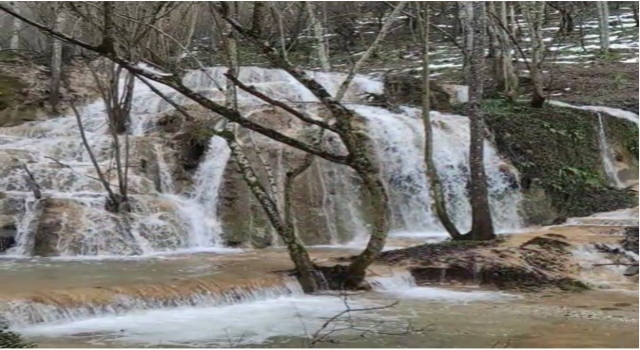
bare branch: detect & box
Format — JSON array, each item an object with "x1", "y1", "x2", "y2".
[
  {"x1": 224, "y1": 71, "x2": 336, "y2": 131},
  {"x1": 334, "y1": 1, "x2": 407, "y2": 102}
]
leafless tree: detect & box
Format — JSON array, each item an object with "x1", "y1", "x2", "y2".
[
  {"x1": 417, "y1": 2, "x2": 462, "y2": 240},
  {"x1": 466, "y1": 1, "x2": 496, "y2": 241}
]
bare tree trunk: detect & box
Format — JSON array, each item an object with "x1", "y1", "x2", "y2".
[
  {"x1": 306, "y1": 1, "x2": 331, "y2": 71},
  {"x1": 418, "y1": 3, "x2": 462, "y2": 240},
  {"x1": 466, "y1": 1, "x2": 495, "y2": 241},
  {"x1": 597, "y1": 1, "x2": 610, "y2": 51},
  {"x1": 489, "y1": 1, "x2": 519, "y2": 101},
  {"x1": 509, "y1": 3, "x2": 516, "y2": 36},
  {"x1": 9, "y1": 1, "x2": 20, "y2": 50},
  {"x1": 522, "y1": 1, "x2": 546, "y2": 108},
  {"x1": 49, "y1": 5, "x2": 66, "y2": 111},
  {"x1": 460, "y1": 2, "x2": 474, "y2": 85}
]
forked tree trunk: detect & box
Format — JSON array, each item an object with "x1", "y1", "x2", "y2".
[
  {"x1": 418, "y1": 2, "x2": 462, "y2": 240},
  {"x1": 466, "y1": 1, "x2": 496, "y2": 241}
]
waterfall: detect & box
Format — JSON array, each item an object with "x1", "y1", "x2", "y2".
[
  {"x1": 596, "y1": 112, "x2": 623, "y2": 187},
  {"x1": 0, "y1": 66, "x2": 529, "y2": 255},
  {"x1": 2, "y1": 278, "x2": 304, "y2": 328},
  {"x1": 154, "y1": 143, "x2": 175, "y2": 194},
  {"x1": 5, "y1": 196, "x2": 43, "y2": 256},
  {"x1": 356, "y1": 105, "x2": 524, "y2": 236}
]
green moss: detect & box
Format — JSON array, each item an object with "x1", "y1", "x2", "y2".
[
  {"x1": 605, "y1": 116, "x2": 639, "y2": 159},
  {"x1": 0, "y1": 73, "x2": 25, "y2": 110},
  {"x1": 477, "y1": 100, "x2": 636, "y2": 219}
]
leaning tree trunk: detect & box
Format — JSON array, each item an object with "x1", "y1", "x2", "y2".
[
  {"x1": 466, "y1": 1, "x2": 496, "y2": 241},
  {"x1": 418, "y1": 2, "x2": 462, "y2": 240},
  {"x1": 523, "y1": 2, "x2": 546, "y2": 108},
  {"x1": 228, "y1": 134, "x2": 319, "y2": 293}
]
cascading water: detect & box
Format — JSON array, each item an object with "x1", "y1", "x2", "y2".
[
  {"x1": 356, "y1": 105, "x2": 524, "y2": 236},
  {"x1": 596, "y1": 112, "x2": 623, "y2": 187},
  {"x1": 367, "y1": 270, "x2": 517, "y2": 302},
  {"x1": 5, "y1": 196, "x2": 43, "y2": 256},
  {"x1": 2, "y1": 278, "x2": 304, "y2": 328},
  {"x1": 0, "y1": 65, "x2": 529, "y2": 256}
]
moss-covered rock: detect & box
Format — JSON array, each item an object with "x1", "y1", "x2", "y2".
[{"x1": 476, "y1": 100, "x2": 637, "y2": 223}]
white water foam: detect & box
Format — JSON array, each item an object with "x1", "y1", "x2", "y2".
[
  {"x1": 367, "y1": 271, "x2": 518, "y2": 303},
  {"x1": 14, "y1": 294, "x2": 375, "y2": 347}
]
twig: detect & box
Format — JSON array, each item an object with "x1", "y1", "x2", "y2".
[{"x1": 224, "y1": 70, "x2": 335, "y2": 131}]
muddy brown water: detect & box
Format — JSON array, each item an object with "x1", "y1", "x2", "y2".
[{"x1": 0, "y1": 229, "x2": 638, "y2": 348}]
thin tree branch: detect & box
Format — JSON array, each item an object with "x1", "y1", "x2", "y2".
[{"x1": 224, "y1": 70, "x2": 336, "y2": 131}]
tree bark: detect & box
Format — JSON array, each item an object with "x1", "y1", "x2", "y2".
[
  {"x1": 227, "y1": 134, "x2": 319, "y2": 293},
  {"x1": 306, "y1": 1, "x2": 331, "y2": 72},
  {"x1": 418, "y1": 2, "x2": 462, "y2": 240},
  {"x1": 522, "y1": 2, "x2": 546, "y2": 108},
  {"x1": 597, "y1": 1, "x2": 610, "y2": 51},
  {"x1": 9, "y1": 1, "x2": 20, "y2": 50},
  {"x1": 49, "y1": 5, "x2": 66, "y2": 111},
  {"x1": 460, "y1": 2, "x2": 474, "y2": 85},
  {"x1": 466, "y1": 1, "x2": 496, "y2": 241},
  {"x1": 489, "y1": 1, "x2": 518, "y2": 101}
]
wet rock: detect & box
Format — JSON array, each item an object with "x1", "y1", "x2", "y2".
[
  {"x1": 376, "y1": 234, "x2": 586, "y2": 291},
  {"x1": 622, "y1": 227, "x2": 638, "y2": 254},
  {"x1": 623, "y1": 265, "x2": 638, "y2": 276}
]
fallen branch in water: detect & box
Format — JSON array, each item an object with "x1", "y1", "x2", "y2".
[{"x1": 21, "y1": 164, "x2": 42, "y2": 199}]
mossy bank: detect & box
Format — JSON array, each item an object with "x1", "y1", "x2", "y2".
[{"x1": 475, "y1": 100, "x2": 638, "y2": 225}]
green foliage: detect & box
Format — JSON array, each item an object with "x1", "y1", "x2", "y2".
[
  {"x1": 480, "y1": 100, "x2": 636, "y2": 218},
  {"x1": 0, "y1": 73, "x2": 25, "y2": 110}
]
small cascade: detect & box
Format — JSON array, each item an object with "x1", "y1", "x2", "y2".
[
  {"x1": 596, "y1": 112, "x2": 623, "y2": 187},
  {"x1": 6, "y1": 196, "x2": 43, "y2": 256},
  {"x1": 572, "y1": 245, "x2": 638, "y2": 293},
  {"x1": 565, "y1": 207, "x2": 639, "y2": 227},
  {"x1": 367, "y1": 270, "x2": 516, "y2": 302},
  {"x1": 154, "y1": 143, "x2": 175, "y2": 194},
  {"x1": 2, "y1": 277, "x2": 304, "y2": 328}
]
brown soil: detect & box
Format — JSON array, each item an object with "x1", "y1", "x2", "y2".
[{"x1": 544, "y1": 62, "x2": 639, "y2": 112}]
